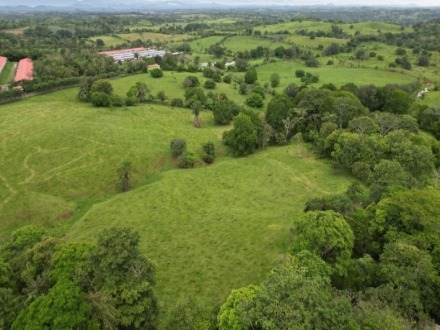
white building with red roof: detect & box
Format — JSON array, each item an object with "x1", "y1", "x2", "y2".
[
  {"x1": 0, "y1": 56, "x2": 7, "y2": 75},
  {"x1": 14, "y1": 58, "x2": 33, "y2": 82},
  {"x1": 99, "y1": 47, "x2": 166, "y2": 62}
]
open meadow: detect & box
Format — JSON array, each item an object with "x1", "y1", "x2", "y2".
[
  {"x1": 90, "y1": 32, "x2": 195, "y2": 47},
  {"x1": 0, "y1": 83, "x2": 353, "y2": 307}
]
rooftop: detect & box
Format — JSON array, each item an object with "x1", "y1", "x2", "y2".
[
  {"x1": 0, "y1": 56, "x2": 7, "y2": 70},
  {"x1": 14, "y1": 58, "x2": 33, "y2": 82}
]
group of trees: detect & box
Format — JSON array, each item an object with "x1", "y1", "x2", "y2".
[
  {"x1": 0, "y1": 226, "x2": 158, "y2": 329},
  {"x1": 218, "y1": 186, "x2": 440, "y2": 329}
]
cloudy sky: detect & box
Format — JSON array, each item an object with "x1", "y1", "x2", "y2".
[{"x1": 0, "y1": 0, "x2": 438, "y2": 7}]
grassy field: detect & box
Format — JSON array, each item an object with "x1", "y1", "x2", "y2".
[
  {"x1": 220, "y1": 36, "x2": 289, "y2": 53},
  {"x1": 254, "y1": 21, "x2": 413, "y2": 36},
  {"x1": 254, "y1": 60, "x2": 417, "y2": 91},
  {"x1": 284, "y1": 35, "x2": 347, "y2": 48},
  {"x1": 0, "y1": 82, "x2": 354, "y2": 307},
  {"x1": 0, "y1": 61, "x2": 14, "y2": 85}
]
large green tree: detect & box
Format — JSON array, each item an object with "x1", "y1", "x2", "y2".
[
  {"x1": 223, "y1": 114, "x2": 258, "y2": 157},
  {"x1": 290, "y1": 211, "x2": 355, "y2": 275}
]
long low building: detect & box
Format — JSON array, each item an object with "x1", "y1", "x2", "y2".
[
  {"x1": 0, "y1": 56, "x2": 7, "y2": 75},
  {"x1": 99, "y1": 47, "x2": 166, "y2": 62},
  {"x1": 14, "y1": 58, "x2": 33, "y2": 82}
]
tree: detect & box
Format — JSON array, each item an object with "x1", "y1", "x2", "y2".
[
  {"x1": 157, "y1": 90, "x2": 166, "y2": 102},
  {"x1": 90, "y1": 79, "x2": 113, "y2": 95},
  {"x1": 12, "y1": 279, "x2": 99, "y2": 330},
  {"x1": 117, "y1": 161, "x2": 132, "y2": 192},
  {"x1": 86, "y1": 227, "x2": 158, "y2": 329},
  {"x1": 283, "y1": 83, "x2": 300, "y2": 99},
  {"x1": 305, "y1": 57, "x2": 319, "y2": 67},
  {"x1": 332, "y1": 97, "x2": 369, "y2": 129},
  {"x1": 223, "y1": 114, "x2": 258, "y2": 157},
  {"x1": 126, "y1": 82, "x2": 150, "y2": 103},
  {"x1": 239, "y1": 263, "x2": 358, "y2": 330},
  {"x1": 77, "y1": 77, "x2": 96, "y2": 102},
  {"x1": 244, "y1": 67, "x2": 257, "y2": 84},
  {"x1": 290, "y1": 211, "x2": 355, "y2": 275},
  {"x1": 218, "y1": 285, "x2": 261, "y2": 330},
  {"x1": 162, "y1": 296, "x2": 214, "y2": 330},
  {"x1": 150, "y1": 68, "x2": 163, "y2": 78},
  {"x1": 170, "y1": 138, "x2": 187, "y2": 157},
  {"x1": 265, "y1": 94, "x2": 294, "y2": 136},
  {"x1": 369, "y1": 159, "x2": 407, "y2": 188},
  {"x1": 270, "y1": 73, "x2": 280, "y2": 88},
  {"x1": 191, "y1": 101, "x2": 202, "y2": 128},
  {"x1": 382, "y1": 89, "x2": 412, "y2": 115},
  {"x1": 417, "y1": 55, "x2": 430, "y2": 67},
  {"x1": 182, "y1": 76, "x2": 200, "y2": 88},
  {"x1": 348, "y1": 116, "x2": 379, "y2": 135},
  {"x1": 304, "y1": 195, "x2": 355, "y2": 218},
  {"x1": 201, "y1": 142, "x2": 215, "y2": 163},
  {"x1": 176, "y1": 151, "x2": 195, "y2": 169},
  {"x1": 10, "y1": 225, "x2": 45, "y2": 250},
  {"x1": 213, "y1": 99, "x2": 232, "y2": 125},
  {"x1": 204, "y1": 79, "x2": 216, "y2": 89},
  {"x1": 245, "y1": 93, "x2": 263, "y2": 108},
  {"x1": 281, "y1": 108, "x2": 306, "y2": 144},
  {"x1": 295, "y1": 69, "x2": 305, "y2": 78},
  {"x1": 355, "y1": 48, "x2": 366, "y2": 60},
  {"x1": 323, "y1": 43, "x2": 340, "y2": 56}
]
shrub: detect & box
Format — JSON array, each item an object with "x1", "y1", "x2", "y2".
[
  {"x1": 125, "y1": 96, "x2": 138, "y2": 106},
  {"x1": 212, "y1": 73, "x2": 222, "y2": 83},
  {"x1": 222, "y1": 114, "x2": 258, "y2": 157},
  {"x1": 395, "y1": 48, "x2": 406, "y2": 56},
  {"x1": 418, "y1": 55, "x2": 430, "y2": 67},
  {"x1": 377, "y1": 55, "x2": 384, "y2": 61},
  {"x1": 90, "y1": 79, "x2": 113, "y2": 95},
  {"x1": 270, "y1": 73, "x2": 280, "y2": 88},
  {"x1": 295, "y1": 70, "x2": 305, "y2": 78},
  {"x1": 369, "y1": 52, "x2": 376, "y2": 57},
  {"x1": 202, "y1": 142, "x2": 215, "y2": 163},
  {"x1": 204, "y1": 79, "x2": 216, "y2": 89},
  {"x1": 244, "y1": 67, "x2": 258, "y2": 84},
  {"x1": 176, "y1": 151, "x2": 195, "y2": 168},
  {"x1": 170, "y1": 138, "x2": 187, "y2": 157},
  {"x1": 246, "y1": 93, "x2": 264, "y2": 108},
  {"x1": 150, "y1": 68, "x2": 163, "y2": 78},
  {"x1": 91, "y1": 92, "x2": 110, "y2": 107},
  {"x1": 202, "y1": 67, "x2": 213, "y2": 78},
  {"x1": 213, "y1": 99, "x2": 232, "y2": 125},
  {"x1": 182, "y1": 76, "x2": 200, "y2": 88},
  {"x1": 111, "y1": 95, "x2": 125, "y2": 107},
  {"x1": 327, "y1": 60, "x2": 334, "y2": 65},
  {"x1": 170, "y1": 98, "x2": 184, "y2": 107},
  {"x1": 305, "y1": 57, "x2": 319, "y2": 67},
  {"x1": 251, "y1": 86, "x2": 265, "y2": 99},
  {"x1": 223, "y1": 75, "x2": 232, "y2": 84}
]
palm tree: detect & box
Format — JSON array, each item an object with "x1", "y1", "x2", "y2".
[
  {"x1": 117, "y1": 161, "x2": 132, "y2": 192},
  {"x1": 191, "y1": 101, "x2": 202, "y2": 128}
]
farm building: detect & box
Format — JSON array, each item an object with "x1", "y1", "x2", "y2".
[
  {"x1": 14, "y1": 58, "x2": 33, "y2": 82},
  {"x1": 99, "y1": 47, "x2": 166, "y2": 62},
  {"x1": 0, "y1": 56, "x2": 7, "y2": 74}
]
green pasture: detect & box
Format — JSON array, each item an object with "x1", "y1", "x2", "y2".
[
  {"x1": 0, "y1": 61, "x2": 14, "y2": 85},
  {"x1": 220, "y1": 36, "x2": 288, "y2": 53},
  {"x1": 255, "y1": 60, "x2": 417, "y2": 91},
  {"x1": 0, "y1": 80, "x2": 353, "y2": 307},
  {"x1": 284, "y1": 35, "x2": 347, "y2": 48},
  {"x1": 68, "y1": 144, "x2": 353, "y2": 307},
  {"x1": 254, "y1": 20, "x2": 413, "y2": 36}
]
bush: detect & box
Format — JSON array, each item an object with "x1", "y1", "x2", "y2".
[
  {"x1": 90, "y1": 79, "x2": 113, "y2": 95},
  {"x1": 222, "y1": 114, "x2": 258, "y2": 157},
  {"x1": 125, "y1": 96, "x2": 138, "y2": 106},
  {"x1": 244, "y1": 67, "x2": 258, "y2": 84},
  {"x1": 176, "y1": 151, "x2": 195, "y2": 168},
  {"x1": 377, "y1": 55, "x2": 384, "y2": 61},
  {"x1": 213, "y1": 99, "x2": 232, "y2": 125},
  {"x1": 212, "y1": 73, "x2": 222, "y2": 83},
  {"x1": 202, "y1": 142, "x2": 215, "y2": 163},
  {"x1": 305, "y1": 57, "x2": 319, "y2": 67},
  {"x1": 270, "y1": 73, "x2": 280, "y2": 88},
  {"x1": 395, "y1": 48, "x2": 406, "y2": 56},
  {"x1": 204, "y1": 79, "x2": 216, "y2": 89},
  {"x1": 182, "y1": 76, "x2": 200, "y2": 88},
  {"x1": 369, "y1": 52, "x2": 377, "y2": 57},
  {"x1": 295, "y1": 70, "x2": 305, "y2": 78},
  {"x1": 0, "y1": 88, "x2": 23, "y2": 103},
  {"x1": 418, "y1": 55, "x2": 430, "y2": 67},
  {"x1": 170, "y1": 98, "x2": 184, "y2": 107},
  {"x1": 111, "y1": 95, "x2": 125, "y2": 107},
  {"x1": 170, "y1": 138, "x2": 187, "y2": 157},
  {"x1": 150, "y1": 68, "x2": 163, "y2": 78},
  {"x1": 223, "y1": 75, "x2": 232, "y2": 84},
  {"x1": 251, "y1": 86, "x2": 265, "y2": 99},
  {"x1": 327, "y1": 60, "x2": 334, "y2": 65},
  {"x1": 91, "y1": 92, "x2": 110, "y2": 107},
  {"x1": 246, "y1": 93, "x2": 264, "y2": 108}
]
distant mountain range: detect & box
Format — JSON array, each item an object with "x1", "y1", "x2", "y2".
[{"x1": 0, "y1": 0, "x2": 432, "y2": 12}]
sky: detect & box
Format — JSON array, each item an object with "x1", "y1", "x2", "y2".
[{"x1": 0, "y1": 0, "x2": 438, "y2": 7}]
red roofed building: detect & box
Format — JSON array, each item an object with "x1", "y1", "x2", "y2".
[
  {"x1": 99, "y1": 47, "x2": 166, "y2": 62},
  {"x1": 0, "y1": 56, "x2": 7, "y2": 74},
  {"x1": 15, "y1": 58, "x2": 33, "y2": 82},
  {"x1": 148, "y1": 64, "x2": 160, "y2": 69}
]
